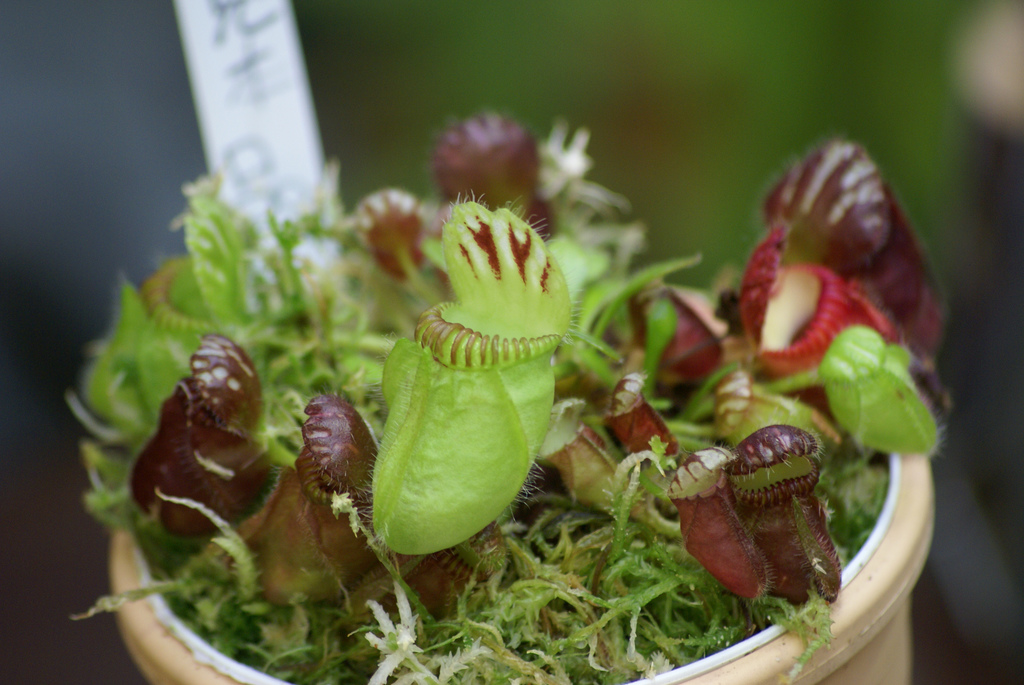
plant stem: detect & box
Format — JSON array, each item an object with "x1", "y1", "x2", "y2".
[
  {"x1": 678, "y1": 362, "x2": 737, "y2": 421},
  {"x1": 761, "y1": 369, "x2": 819, "y2": 395},
  {"x1": 664, "y1": 419, "x2": 717, "y2": 438},
  {"x1": 591, "y1": 256, "x2": 700, "y2": 340},
  {"x1": 262, "y1": 437, "x2": 297, "y2": 467},
  {"x1": 398, "y1": 249, "x2": 441, "y2": 305}
]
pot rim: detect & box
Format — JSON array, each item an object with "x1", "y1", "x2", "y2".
[{"x1": 111, "y1": 452, "x2": 932, "y2": 685}]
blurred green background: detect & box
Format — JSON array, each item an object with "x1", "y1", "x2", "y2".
[{"x1": 299, "y1": 0, "x2": 965, "y2": 287}]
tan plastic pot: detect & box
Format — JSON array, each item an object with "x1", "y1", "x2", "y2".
[{"x1": 110, "y1": 453, "x2": 933, "y2": 685}]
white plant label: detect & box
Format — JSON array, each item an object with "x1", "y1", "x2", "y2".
[{"x1": 174, "y1": 0, "x2": 323, "y2": 222}]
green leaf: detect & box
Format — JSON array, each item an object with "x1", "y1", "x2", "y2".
[
  {"x1": 134, "y1": 321, "x2": 199, "y2": 420},
  {"x1": 163, "y1": 257, "x2": 212, "y2": 322},
  {"x1": 84, "y1": 283, "x2": 150, "y2": 437},
  {"x1": 642, "y1": 295, "x2": 678, "y2": 393},
  {"x1": 819, "y1": 326, "x2": 937, "y2": 454},
  {"x1": 184, "y1": 196, "x2": 249, "y2": 324}
]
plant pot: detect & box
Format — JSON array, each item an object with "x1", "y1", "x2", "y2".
[{"x1": 109, "y1": 453, "x2": 933, "y2": 685}]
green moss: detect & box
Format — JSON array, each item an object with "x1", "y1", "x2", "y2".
[{"x1": 124, "y1": 448, "x2": 883, "y2": 684}]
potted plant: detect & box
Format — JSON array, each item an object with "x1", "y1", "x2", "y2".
[{"x1": 75, "y1": 114, "x2": 946, "y2": 685}]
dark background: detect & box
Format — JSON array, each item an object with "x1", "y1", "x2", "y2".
[{"x1": 2, "y1": 1, "x2": 1022, "y2": 682}]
